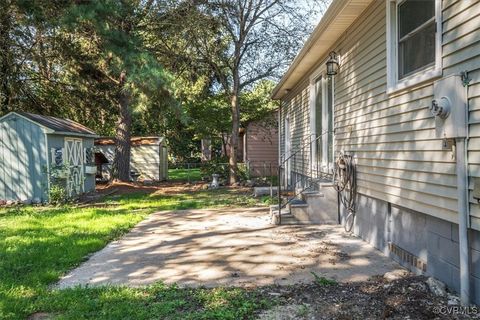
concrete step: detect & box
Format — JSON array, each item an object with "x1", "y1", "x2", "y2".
[
  {"x1": 301, "y1": 191, "x2": 324, "y2": 201},
  {"x1": 289, "y1": 199, "x2": 308, "y2": 208},
  {"x1": 278, "y1": 213, "x2": 302, "y2": 225},
  {"x1": 311, "y1": 178, "x2": 335, "y2": 188}
]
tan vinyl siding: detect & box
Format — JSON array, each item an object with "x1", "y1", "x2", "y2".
[
  {"x1": 334, "y1": 0, "x2": 454, "y2": 223},
  {"x1": 279, "y1": 80, "x2": 312, "y2": 176},
  {"x1": 280, "y1": 0, "x2": 480, "y2": 229},
  {"x1": 445, "y1": 0, "x2": 480, "y2": 229}
]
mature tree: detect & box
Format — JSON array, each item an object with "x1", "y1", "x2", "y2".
[
  {"x1": 0, "y1": 1, "x2": 122, "y2": 133},
  {"x1": 0, "y1": 1, "x2": 67, "y2": 115},
  {"x1": 62, "y1": 0, "x2": 171, "y2": 181},
  {"x1": 150, "y1": 0, "x2": 321, "y2": 183}
]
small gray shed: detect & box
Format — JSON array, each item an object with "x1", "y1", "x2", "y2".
[
  {"x1": 95, "y1": 136, "x2": 168, "y2": 181},
  {"x1": 0, "y1": 111, "x2": 98, "y2": 203}
]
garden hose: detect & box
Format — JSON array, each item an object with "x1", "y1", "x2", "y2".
[{"x1": 333, "y1": 153, "x2": 357, "y2": 232}]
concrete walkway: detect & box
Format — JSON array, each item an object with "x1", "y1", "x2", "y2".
[{"x1": 58, "y1": 207, "x2": 403, "y2": 288}]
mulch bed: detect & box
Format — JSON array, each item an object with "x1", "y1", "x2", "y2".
[{"x1": 257, "y1": 276, "x2": 479, "y2": 320}]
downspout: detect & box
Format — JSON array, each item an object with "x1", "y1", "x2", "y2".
[
  {"x1": 458, "y1": 71, "x2": 471, "y2": 306},
  {"x1": 457, "y1": 137, "x2": 470, "y2": 306}
]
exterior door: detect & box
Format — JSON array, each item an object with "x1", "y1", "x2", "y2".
[
  {"x1": 64, "y1": 138, "x2": 84, "y2": 197},
  {"x1": 312, "y1": 74, "x2": 334, "y2": 176},
  {"x1": 284, "y1": 116, "x2": 292, "y2": 186}
]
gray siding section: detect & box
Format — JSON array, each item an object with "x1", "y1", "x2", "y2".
[{"x1": 0, "y1": 114, "x2": 47, "y2": 202}]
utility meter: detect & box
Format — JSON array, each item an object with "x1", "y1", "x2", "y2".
[{"x1": 431, "y1": 75, "x2": 467, "y2": 139}]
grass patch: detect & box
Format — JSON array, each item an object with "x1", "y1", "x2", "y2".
[
  {"x1": 168, "y1": 168, "x2": 202, "y2": 182},
  {"x1": 311, "y1": 272, "x2": 338, "y2": 287},
  {"x1": 0, "y1": 188, "x2": 269, "y2": 319}
]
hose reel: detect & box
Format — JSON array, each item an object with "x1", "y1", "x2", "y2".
[{"x1": 333, "y1": 153, "x2": 357, "y2": 232}]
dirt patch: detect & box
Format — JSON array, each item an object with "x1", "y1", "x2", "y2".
[
  {"x1": 257, "y1": 276, "x2": 479, "y2": 320},
  {"x1": 95, "y1": 181, "x2": 252, "y2": 196},
  {"x1": 75, "y1": 181, "x2": 253, "y2": 206}
]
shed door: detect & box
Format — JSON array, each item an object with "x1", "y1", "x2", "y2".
[{"x1": 64, "y1": 138, "x2": 84, "y2": 197}]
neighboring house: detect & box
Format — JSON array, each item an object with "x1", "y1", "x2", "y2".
[
  {"x1": 241, "y1": 113, "x2": 279, "y2": 177},
  {"x1": 95, "y1": 136, "x2": 168, "y2": 181},
  {"x1": 0, "y1": 111, "x2": 98, "y2": 202},
  {"x1": 272, "y1": 0, "x2": 480, "y2": 305}
]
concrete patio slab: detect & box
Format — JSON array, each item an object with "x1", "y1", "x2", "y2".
[{"x1": 57, "y1": 207, "x2": 404, "y2": 288}]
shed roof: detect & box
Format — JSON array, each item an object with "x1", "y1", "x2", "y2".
[
  {"x1": 0, "y1": 111, "x2": 97, "y2": 137},
  {"x1": 95, "y1": 136, "x2": 165, "y2": 146},
  {"x1": 271, "y1": 0, "x2": 374, "y2": 100},
  {"x1": 17, "y1": 112, "x2": 97, "y2": 136}
]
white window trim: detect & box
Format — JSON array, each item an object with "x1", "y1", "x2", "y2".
[
  {"x1": 309, "y1": 63, "x2": 335, "y2": 174},
  {"x1": 386, "y1": 0, "x2": 442, "y2": 95}
]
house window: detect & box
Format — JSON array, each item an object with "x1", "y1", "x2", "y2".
[{"x1": 387, "y1": 0, "x2": 442, "y2": 93}]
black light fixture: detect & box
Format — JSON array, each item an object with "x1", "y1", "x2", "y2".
[{"x1": 326, "y1": 51, "x2": 339, "y2": 76}]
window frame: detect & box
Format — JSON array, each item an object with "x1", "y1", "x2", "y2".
[
  {"x1": 309, "y1": 63, "x2": 335, "y2": 174},
  {"x1": 386, "y1": 0, "x2": 442, "y2": 95}
]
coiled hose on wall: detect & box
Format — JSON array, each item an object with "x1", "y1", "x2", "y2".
[{"x1": 333, "y1": 153, "x2": 357, "y2": 232}]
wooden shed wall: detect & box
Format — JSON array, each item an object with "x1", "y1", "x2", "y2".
[
  {"x1": 0, "y1": 114, "x2": 48, "y2": 202},
  {"x1": 97, "y1": 144, "x2": 162, "y2": 180},
  {"x1": 279, "y1": 0, "x2": 480, "y2": 229},
  {"x1": 131, "y1": 145, "x2": 161, "y2": 180},
  {"x1": 245, "y1": 119, "x2": 279, "y2": 164}
]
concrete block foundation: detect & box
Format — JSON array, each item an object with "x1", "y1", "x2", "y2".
[{"x1": 337, "y1": 193, "x2": 480, "y2": 306}]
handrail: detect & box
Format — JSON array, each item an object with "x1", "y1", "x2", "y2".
[
  {"x1": 276, "y1": 129, "x2": 334, "y2": 224},
  {"x1": 280, "y1": 133, "x2": 315, "y2": 162},
  {"x1": 280, "y1": 129, "x2": 330, "y2": 166}
]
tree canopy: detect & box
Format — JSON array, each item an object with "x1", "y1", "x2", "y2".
[{"x1": 0, "y1": 0, "x2": 328, "y2": 181}]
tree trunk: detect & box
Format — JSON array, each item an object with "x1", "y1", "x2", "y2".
[
  {"x1": 229, "y1": 92, "x2": 240, "y2": 184},
  {"x1": 201, "y1": 138, "x2": 211, "y2": 162},
  {"x1": 113, "y1": 86, "x2": 132, "y2": 182},
  {"x1": 221, "y1": 133, "x2": 228, "y2": 157},
  {"x1": 0, "y1": 1, "x2": 12, "y2": 113}
]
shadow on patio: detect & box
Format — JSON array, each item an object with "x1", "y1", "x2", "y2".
[{"x1": 57, "y1": 207, "x2": 403, "y2": 288}]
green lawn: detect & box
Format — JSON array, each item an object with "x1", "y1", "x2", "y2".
[
  {"x1": 0, "y1": 189, "x2": 270, "y2": 320},
  {"x1": 168, "y1": 168, "x2": 202, "y2": 182}
]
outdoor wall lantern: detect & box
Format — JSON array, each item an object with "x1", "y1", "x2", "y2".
[{"x1": 326, "y1": 51, "x2": 339, "y2": 76}]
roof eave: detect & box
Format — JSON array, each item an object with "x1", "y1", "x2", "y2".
[
  {"x1": 49, "y1": 131, "x2": 99, "y2": 138},
  {"x1": 271, "y1": 0, "x2": 374, "y2": 100},
  {"x1": 0, "y1": 112, "x2": 55, "y2": 133}
]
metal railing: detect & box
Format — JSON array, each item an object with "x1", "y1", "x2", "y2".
[{"x1": 277, "y1": 131, "x2": 333, "y2": 224}]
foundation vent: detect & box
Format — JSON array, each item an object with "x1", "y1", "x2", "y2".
[{"x1": 388, "y1": 242, "x2": 427, "y2": 272}]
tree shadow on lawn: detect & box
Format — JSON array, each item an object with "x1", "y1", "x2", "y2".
[{"x1": 0, "y1": 190, "x2": 265, "y2": 319}]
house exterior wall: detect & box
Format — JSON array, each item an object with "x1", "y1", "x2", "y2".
[
  {"x1": 245, "y1": 117, "x2": 279, "y2": 177},
  {"x1": 279, "y1": 79, "x2": 312, "y2": 175},
  {"x1": 0, "y1": 113, "x2": 48, "y2": 202},
  {"x1": 279, "y1": 0, "x2": 480, "y2": 303}
]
